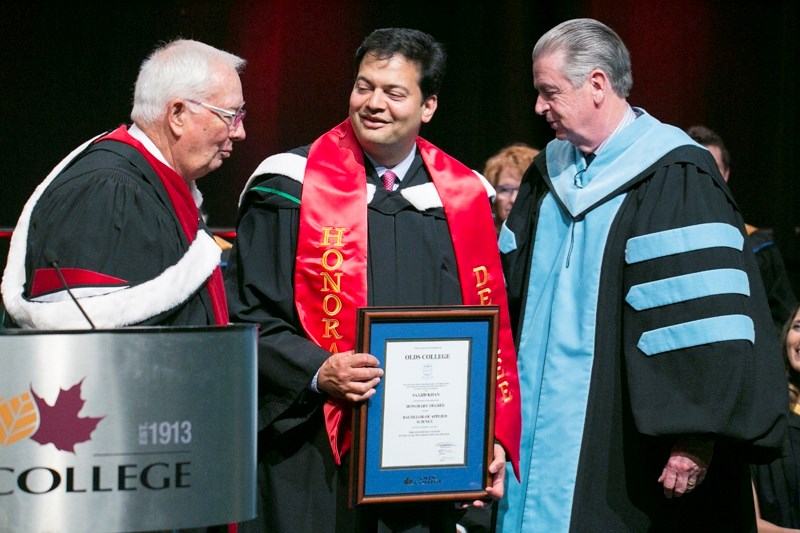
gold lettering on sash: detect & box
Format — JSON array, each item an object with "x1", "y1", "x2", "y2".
[
  {"x1": 319, "y1": 227, "x2": 347, "y2": 351},
  {"x1": 320, "y1": 227, "x2": 346, "y2": 247},
  {"x1": 321, "y1": 249, "x2": 344, "y2": 271},
  {"x1": 477, "y1": 287, "x2": 492, "y2": 305},
  {"x1": 323, "y1": 318, "x2": 343, "y2": 339},
  {"x1": 320, "y1": 271, "x2": 342, "y2": 293},
  {"x1": 496, "y1": 354, "x2": 512, "y2": 402},
  {"x1": 498, "y1": 380, "x2": 513, "y2": 403},
  {"x1": 472, "y1": 266, "x2": 492, "y2": 304},
  {"x1": 322, "y1": 294, "x2": 343, "y2": 316},
  {"x1": 473, "y1": 266, "x2": 489, "y2": 287}
]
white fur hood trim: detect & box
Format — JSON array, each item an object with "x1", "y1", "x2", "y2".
[
  {"x1": 240, "y1": 154, "x2": 493, "y2": 212},
  {"x1": 4, "y1": 231, "x2": 220, "y2": 330},
  {"x1": 1, "y1": 132, "x2": 221, "y2": 330},
  {"x1": 239, "y1": 153, "x2": 308, "y2": 206}
]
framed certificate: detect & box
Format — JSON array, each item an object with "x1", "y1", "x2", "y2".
[{"x1": 350, "y1": 305, "x2": 499, "y2": 505}]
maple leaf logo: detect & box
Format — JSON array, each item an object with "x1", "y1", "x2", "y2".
[{"x1": 30, "y1": 379, "x2": 104, "y2": 453}]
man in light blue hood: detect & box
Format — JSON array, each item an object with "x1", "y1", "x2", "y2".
[{"x1": 497, "y1": 17, "x2": 787, "y2": 533}]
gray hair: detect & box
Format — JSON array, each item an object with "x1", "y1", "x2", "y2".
[
  {"x1": 131, "y1": 39, "x2": 246, "y2": 126},
  {"x1": 533, "y1": 18, "x2": 632, "y2": 98}
]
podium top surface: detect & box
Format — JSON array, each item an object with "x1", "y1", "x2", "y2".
[{"x1": 0, "y1": 323, "x2": 257, "y2": 336}]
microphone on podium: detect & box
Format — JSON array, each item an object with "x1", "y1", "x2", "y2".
[{"x1": 44, "y1": 249, "x2": 97, "y2": 329}]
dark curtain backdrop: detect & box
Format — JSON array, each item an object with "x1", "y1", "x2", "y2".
[{"x1": 2, "y1": 0, "x2": 799, "y2": 286}]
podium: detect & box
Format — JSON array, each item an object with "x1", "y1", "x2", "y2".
[{"x1": 0, "y1": 325, "x2": 257, "y2": 532}]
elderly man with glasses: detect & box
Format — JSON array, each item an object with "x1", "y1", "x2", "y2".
[{"x1": 2, "y1": 38, "x2": 246, "y2": 329}]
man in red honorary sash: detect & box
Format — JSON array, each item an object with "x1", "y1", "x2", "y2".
[{"x1": 225, "y1": 28, "x2": 521, "y2": 533}]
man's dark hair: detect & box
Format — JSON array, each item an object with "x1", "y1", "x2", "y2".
[
  {"x1": 355, "y1": 28, "x2": 447, "y2": 101},
  {"x1": 686, "y1": 124, "x2": 731, "y2": 171}
]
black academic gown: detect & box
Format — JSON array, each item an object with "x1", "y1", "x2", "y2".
[
  {"x1": 751, "y1": 409, "x2": 800, "y2": 528},
  {"x1": 4, "y1": 139, "x2": 218, "y2": 328},
  {"x1": 746, "y1": 227, "x2": 798, "y2": 330},
  {"x1": 225, "y1": 147, "x2": 474, "y2": 533},
  {"x1": 500, "y1": 144, "x2": 787, "y2": 532}
]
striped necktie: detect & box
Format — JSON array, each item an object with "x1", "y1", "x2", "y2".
[{"x1": 381, "y1": 170, "x2": 398, "y2": 191}]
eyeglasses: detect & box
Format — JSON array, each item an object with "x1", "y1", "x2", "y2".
[
  {"x1": 495, "y1": 185, "x2": 519, "y2": 196},
  {"x1": 188, "y1": 99, "x2": 246, "y2": 129}
]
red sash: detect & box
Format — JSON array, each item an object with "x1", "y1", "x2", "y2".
[
  {"x1": 295, "y1": 120, "x2": 521, "y2": 477},
  {"x1": 97, "y1": 126, "x2": 229, "y2": 325}
]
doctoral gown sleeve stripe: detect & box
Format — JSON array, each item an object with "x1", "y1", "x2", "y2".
[
  {"x1": 625, "y1": 222, "x2": 743, "y2": 263},
  {"x1": 626, "y1": 268, "x2": 750, "y2": 310},
  {"x1": 637, "y1": 314, "x2": 755, "y2": 355},
  {"x1": 621, "y1": 160, "x2": 786, "y2": 447}
]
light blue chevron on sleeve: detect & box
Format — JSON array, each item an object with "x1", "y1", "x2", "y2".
[
  {"x1": 625, "y1": 223, "x2": 743, "y2": 264},
  {"x1": 498, "y1": 222, "x2": 517, "y2": 254},
  {"x1": 637, "y1": 315, "x2": 754, "y2": 356},
  {"x1": 626, "y1": 268, "x2": 750, "y2": 310}
]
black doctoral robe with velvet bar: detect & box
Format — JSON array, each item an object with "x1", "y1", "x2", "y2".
[{"x1": 499, "y1": 141, "x2": 787, "y2": 532}]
